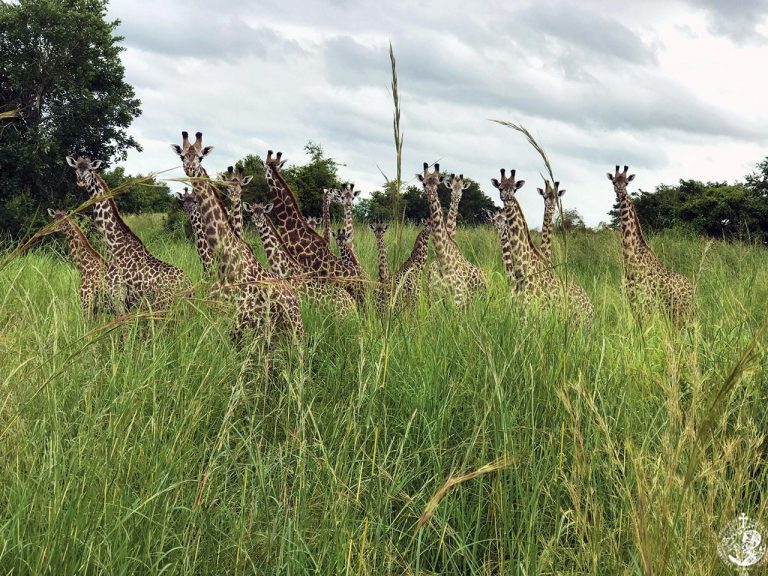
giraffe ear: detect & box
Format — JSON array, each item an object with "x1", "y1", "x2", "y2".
[
  {"x1": 264, "y1": 202, "x2": 274, "y2": 213},
  {"x1": 66, "y1": 156, "x2": 77, "y2": 167},
  {"x1": 491, "y1": 178, "x2": 500, "y2": 189},
  {"x1": 368, "y1": 223, "x2": 374, "y2": 230},
  {"x1": 515, "y1": 180, "x2": 525, "y2": 190},
  {"x1": 170, "y1": 144, "x2": 182, "y2": 156},
  {"x1": 242, "y1": 175, "x2": 253, "y2": 186},
  {"x1": 242, "y1": 202, "x2": 252, "y2": 213},
  {"x1": 383, "y1": 224, "x2": 388, "y2": 231},
  {"x1": 417, "y1": 174, "x2": 424, "y2": 183},
  {"x1": 628, "y1": 174, "x2": 636, "y2": 182},
  {"x1": 47, "y1": 208, "x2": 56, "y2": 218},
  {"x1": 201, "y1": 146, "x2": 214, "y2": 157},
  {"x1": 537, "y1": 187, "x2": 545, "y2": 197},
  {"x1": 606, "y1": 173, "x2": 614, "y2": 181},
  {"x1": 463, "y1": 181, "x2": 471, "y2": 190},
  {"x1": 91, "y1": 160, "x2": 102, "y2": 170},
  {"x1": 558, "y1": 188, "x2": 566, "y2": 197},
  {"x1": 353, "y1": 190, "x2": 361, "y2": 199}
]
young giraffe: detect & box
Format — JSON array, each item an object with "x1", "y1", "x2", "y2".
[
  {"x1": 538, "y1": 180, "x2": 565, "y2": 263},
  {"x1": 492, "y1": 169, "x2": 593, "y2": 321},
  {"x1": 608, "y1": 165, "x2": 694, "y2": 325},
  {"x1": 486, "y1": 208, "x2": 514, "y2": 281},
  {"x1": 47, "y1": 208, "x2": 111, "y2": 317},
  {"x1": 445, "y1": 173, "x2": 470, "y2": 242},
  {"x1": 333, "y1": 183, "x2": 367, "y2": 280},
  {"x1": 321, "y1": 188, "x2": 335, "y2": 244},
  {"x1": 368, "y1": 222, "x2": 390, "y2": 284},
  {"x1": 243, "y1": 202, "x2": 356, "y2": 316},
  {"x1": 262, "y1": 151, "x2": 363, "y2": 301},
  {"x1": 171, "y1": 132, "x2": 303, "y2": 342},
  {"x1": 306, "y1": 216, "x2": 321, "y2": 231},
  {"x1": 66, "y1": 156, "x2": 191, "y2": 312},
  {"x1": 420, "y1": 163, "x2": 486, "y2": 306},
  {"x1": 219, "y1": 165, "x2": 253, "y2": 237},
  {"x1": 177, "y1": 187, "x2": 213, "y2": 274},
  {"x1": 391, "y1": 218, "x2": 432, "y2": 307}
]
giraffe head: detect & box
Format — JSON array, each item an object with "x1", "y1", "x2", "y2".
[
  {"x1": 176, "y1": 187, "x2": 197, "y2": 213},
  {"x1": 170, "y1": 131, "x2": 214, "y2": 176},
  {"x1": 332, "y1": 227, "x2": 352, "y2": 246},
  {"x1": 337, "y1": 183, "x2": 361, "y2": 205},
  {"x1": 306, "y1": 216, "x2": 321, "y2": 230},
  {"x1": 47, "y1": 208, "x2": 72, "y2": 232},
  {"x1": 264, "y1": 150, "x2": 288, "y2": 172},
  {"x1": 484, "y1": 208, "x2": 507, "y2": 235},
  {"x1": 491, "y1": 169, "x2": 526, "y2": 202},
  {"x1": 243, "y1": 201, "x2": 274, "y2": 226},
  {"x1": 65, "y1": 156, "x2": 102, "y2": 189},
  {"x1": 368, "y1": 221, "x2": 389, "y2": 238},
  {"x1": 607, "y1": 165, "x2": 635, "y2": 199},
  {"x1": 417, "y1": 163, "x2": 444, "y2": 189},
  {"x1": 419, "y1": 217, "x2": 432, "y2": 230},
  {"x1": 537, "y1": 180, "x2": 565, "y2": 209},
  {"x1": 444, "y1": 173, "x2": 471, "y2": 194},
  {"x1": 219, "y1": 165, "x2": 253, "y2": 202}
]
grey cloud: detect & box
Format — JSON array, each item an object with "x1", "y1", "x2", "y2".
[{"x1": 684, "y1": 0, "x2": 768, "y2": 43}]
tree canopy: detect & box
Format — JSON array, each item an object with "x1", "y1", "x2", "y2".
[{"x1": 0, "y1": 0, "x2": 141, "y2": 236}]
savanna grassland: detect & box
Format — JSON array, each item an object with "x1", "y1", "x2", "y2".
[{"x1": 0, "y1": 215, "x2": 767, "y2": 575}]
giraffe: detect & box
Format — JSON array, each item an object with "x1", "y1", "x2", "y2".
[
  {"x1": 171, "y1": 132, "x2": 303, "y2": 342},
  {"x1": 368, "y1": 222, "x2": 390, "y2": 284},
  {"x1": 321, "y1": 187, "x2": 336, "y2": 244},
  {"x1": 538, "y1": 180, "x2": 565, "y2": 263},
  {"x1": 486, "y1": 208, "x2": 514, "y2": 281},
  {"x1": 66, "y1": 156, "x2": 191, "y2": 312},
  {"x1": 390, "y1": 218, "x2": 432, "y2": 308},
  {"x1": 243, "y1": 201, "x2": 356, "y2": 316},
  {"x1": 47, "y1": 208, "x2": 111, "y2": 317},
  {"x1": 608, "y1": 165, "x2": 694, "y2": 325},
  {"x1": 262, "y1": 150, "x2": 363, "y2": 301},
  {"x1": 492, "y1": 168, "x2": 593, "y2": 321},
  {"x1": 419, "y1": 163, "x2": 486, "y2": 306},
  {"x1": 306, "y1": 216, "x2": 322, "y2": 231},
  {"x1": 333, "y1": 183, "x2": 367, "y2": 280},
  {"x1": 445, "y1": 173, "x2": 470, "y2": 242},
  {"x1": 177, "y1": 187, "x2": 213, "y2": 274},
  {"x1": 219, "y1": 165, "x2": 253, "y2": 237}
]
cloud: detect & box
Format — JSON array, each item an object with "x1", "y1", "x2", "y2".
[{"x1": 683, "y1": 0, "x2": 768, "y2": 43}]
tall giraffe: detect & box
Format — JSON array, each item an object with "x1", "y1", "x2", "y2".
[
  {"x1": 177, "y1": 187, "x2": 213, "y2": 274},
  {"x1": 538, "y1": 180, "x2": 565, "y2": 263},
  {"x1": 444, "y1": 173, "x2": 470, "y2": 242},
  {"x1": 243, "y1": 202, "x2": 356, "y2": 316},
  {"x1": 262, "y1": 150, "x2": 363, "y2": 300},
  {"x1": 608, "y1": 165, "x2": 694, "y2": 324},
  {"x1": 492, "y1": 168, "x2": 593, "y2": 321},
  {"x1": 66, "y1": 156, "x2": 190, "y2": 312},
  {"x1": 219, "y1": 165, "x2": 252, "y2": 237},
  {"x1": 47, "y1": 208, "x2": 110, "y2": 317},
  {"x1": 333, "y1": 183, "x2": 366, "y2": 280},
  {"x1": 170, "y1": 132, "x2": 303, "y2": 342},
  {"x1": 420, "y1": 163, "x2": 486, "y2": 306},
  {"x1": 368, "y1": 222, "x2": 390, "y2": 284}
]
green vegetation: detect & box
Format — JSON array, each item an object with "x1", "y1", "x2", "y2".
[{"x1": 0, "y1": 216, "x2": 766, "y2": 574}]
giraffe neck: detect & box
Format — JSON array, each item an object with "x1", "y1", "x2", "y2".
[
  {"x1": 618, "y1": 192, "x2": 651, "y2": 269},
  {"x1": 374, "y1": 234, "x2": 389, "y2": 283},
  {"x1": 184, "y1": 204, "x2": 212, "y2": 270},
  {"x1": 229, "y1": 193, "x2": 243, "y2": 237},
  {"x1": 61, "y1": 220, "x2": 104, "y2": 271},
  {"x1": 337, "y1": 240, "x2": 357, "y2": 268},
  {"x1": 503, "y1": 196, "x2": 543, "y2": 291},
  {"x1": 264, "y1": 164, "x2": 307, "y2": 235},
  {"x1": 322, "y1": 191, "x2": 331, "y2": 244},
  {"x1": 425, "y1": 183, "x2": 455, "y2": 268},
  {"x1": 341, "y1": 200, "x2": 360, "y2": 263},
  {"x1": 541, "y1": 202, "x2": 555, "y2": 262},
  {"x1": 446, "y1": 187, "x2": 462, "y2": 240},
  {"x1": 255, "y1": 217, "x2": 302, "y2": 277},
  {"x1": 191, "y1": 166, "x2": 268, "y2": 283},
  {"x1": 407, "y1": 225, "x2": 432, "y2": 269},
  {"x1": 496, "y1": 226, "x2": 515, "y2": 283},
  {"x1": 87, "y1": 174, "x2": 149, "y2": 261}
]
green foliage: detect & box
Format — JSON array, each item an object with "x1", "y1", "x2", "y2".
[
  {"x1": 609, "y1": 158, "x2": 768, "y2": 243},
  {"x1": 0, "y1": 219, "x2": 766, "y2": 573},
  {"x1": 555, "y1": 208, "x2": 586, "y2": 232},
  {"x1": 0, "y1": 0, "x2": 141, "y2": 237},
  {"x1": 100, "y1": 166, "x2": 174, "y2": 214}
]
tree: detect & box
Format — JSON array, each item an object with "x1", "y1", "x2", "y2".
[
  {"x1": 0, "y1": 0, "x2": 141, "y2": 237},
  {"x1": 101, "y1": 167, "x2": 173, "y2": 214},
  {"x1": 555, "y1": 208, "x2": 586, "y2": 232}
]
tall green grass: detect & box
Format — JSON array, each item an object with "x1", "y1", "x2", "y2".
[{"x1": 0, "y1": 214, "x2": 767, "y2": 574}]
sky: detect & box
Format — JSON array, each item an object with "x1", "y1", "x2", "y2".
[{"x1": 107, "y1": 0, "x2": 768, "y2": 226}]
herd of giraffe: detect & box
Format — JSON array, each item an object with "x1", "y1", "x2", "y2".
[{"x1": 47, "y1": 131, "x2": 695, "y2": 345}]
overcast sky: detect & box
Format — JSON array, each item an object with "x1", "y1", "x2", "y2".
[{"x1": 107, "y1": 0, "x2": 768, "y2": 226}]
